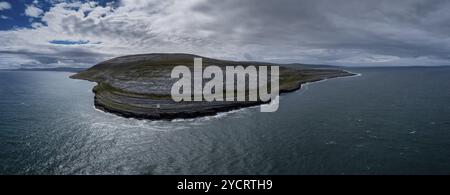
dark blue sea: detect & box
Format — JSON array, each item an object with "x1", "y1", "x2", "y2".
[{"x1": 1, "y1": 67, "x2": 450, "y2": 174}]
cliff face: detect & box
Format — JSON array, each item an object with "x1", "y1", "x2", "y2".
[{"x1": 71, "y1": 53, "x2": 354, "y2": 120}]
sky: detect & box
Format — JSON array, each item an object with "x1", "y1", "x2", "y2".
[{"x1": 1, "y1": 0, "x2": 450, "y2": 69}]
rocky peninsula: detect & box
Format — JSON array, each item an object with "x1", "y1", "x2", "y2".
[{"x1": 71, "y1": 53, "x2": 355, "y2": 120}]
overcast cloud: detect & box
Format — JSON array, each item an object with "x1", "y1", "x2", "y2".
[{"x1": 1, "y1": 0, "x2": 450, "y2": 68}]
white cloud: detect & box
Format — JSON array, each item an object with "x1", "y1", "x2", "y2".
[
  {"x1": 0, "y1": 1, "x2": 11, "y2": 11},
  {"x1": 31, "y1": 22, "x2": 44, "y2": 28},
  {"x1": 25, "y1": 5, "x2": 44, "y2": 18},
  {"x1": 0, "y1": 1, "x2": 221, "y2": 68},
  {"x1": 2, "y1": 0, "x2": 450, "y2": 69},
  {"x1": 0, "y1": 14, "x2": 8, "y2": 19}
]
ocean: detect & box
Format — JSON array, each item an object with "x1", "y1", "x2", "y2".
[{"x1": 0, "y1": 67, "x2": 449, "y2": 174}]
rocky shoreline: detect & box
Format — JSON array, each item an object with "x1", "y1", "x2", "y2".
[{"x1": 71, "y1": 53, "x2": 355, "y2": 120}]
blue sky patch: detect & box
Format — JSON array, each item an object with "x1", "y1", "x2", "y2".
[{"x1": 50, "y1": 40, "x2": 90, "y2": 45}]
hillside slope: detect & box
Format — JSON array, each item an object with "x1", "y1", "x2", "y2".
[{"x1": 71, "y1": 53, "x2": 354, "y2": 120}]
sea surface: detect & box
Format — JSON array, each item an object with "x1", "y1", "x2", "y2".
[{"x1": 0, "y1": 67, "x2": 449, "y2": 174}]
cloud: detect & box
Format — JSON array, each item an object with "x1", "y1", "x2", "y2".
[
  {"x1": 2, "y1": 0, "x2": 450, "y2": 69},
  {"x1": 31, "y1": 22, "x2": 43, "y2": 28},
  {"x1": 0, "y1": 1, "x2": 11, "y2": 11},
  {"x1": 25, "y1": 4, "x2": 44, "y2": 18}
]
